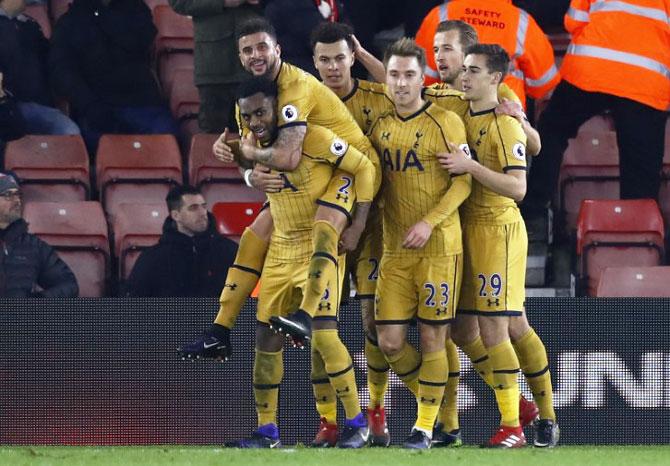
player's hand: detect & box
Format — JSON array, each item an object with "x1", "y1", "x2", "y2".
[
  {"x1": 240, "y1": 131, "x2": 258, "y2": 162},
  {"x1": 438, "y1": 141, "x2": 473, "y2": 175},
  {"x1": 213, "y1": 128, "x2": 235, "y2": 163},
  {"x1": 402, "y1": 220, "x2": 433, "y2": 249},
  {"x1": 250, "y1": 164, "x2": 284, "y2": 193},
  {"x1": 339, "y1": 223, "x2": 364, "y2": 254},
  {"x1": 350, "y1": 34, "x2": 362, "y2": 52},
  {"x1": 495, "y1": 97, "x2": 526, "y2": 122}
]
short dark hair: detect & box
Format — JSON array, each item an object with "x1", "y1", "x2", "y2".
[
  {"x1": 465, "y1": 43, "x2": 510, "y2": 81},
  {"x1": 166, "y1": 185, "x2": 201, "y2": 212},
  {"x1": 383, "y1": 37, "x2": 426, "y2": 72},
  {"x1": 237, "y1": 17, "x2": 277, "y2": 43},
  {"x1": 310, "y1": 22, "x2": 354, "y2": 51},
  {"x1": 237, "y1": 76, "x2": 279, "y2": 100},
  {"x1": 436, "y1": 20, "x2": 478, "y2": 50}
]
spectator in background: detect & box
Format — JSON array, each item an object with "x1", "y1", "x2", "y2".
[
  {"x1": 0, "y1": 172, "x2": 79, "y2": 297},
  {"x1": 169, "y1": 0, "x2": 262, "y2": 134},
  {"x1": 523, "y1": 0, "x2": 670, "y2": 236},
  {"x1": 0, "y1": 0, "x2": 79, "y2": 137},
  {"x1": 125, "y1": 185, "x2": 238, "y2": 297},
  {"x1": 415, "y1": 0, "x2": 560, "y2": 109},
  {"x1": 0, "y1": 73, "x2": 26, "y2": 144},
  {"x1": 49, "y1": 0, "x2": 177, "y2": 151},
  {"x1": 264, "y1": 0, "x2": 344, "y2": 76}
]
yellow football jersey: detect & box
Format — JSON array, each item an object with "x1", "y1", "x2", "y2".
[
  {"x1": 342, "y1": 78, "x2": 394, "y2": 134},
  {"x1": 368, "y1": 102, "x2": 469, "y2": 258},
  {"x1": 267, "y1": 124, "x2": 370, "y2": 263},
  {"x1": 460, "y1": 108, "x2": 527, "y2": 225}
]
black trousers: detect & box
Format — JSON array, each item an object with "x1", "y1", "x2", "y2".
[
  {"x1": 527, "y1": 80, "x2": 667, "y2": 209},
  {"x1": 197, "y1": 83, "x2": 239, "y2": 134}
]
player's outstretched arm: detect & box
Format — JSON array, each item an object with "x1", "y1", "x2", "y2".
[
  {"x1": 422, "y1": 167, "x2": 472, "y2": 228},
  {"x1": 240, "y1": 125, "x2": 307, "y2": 171}
]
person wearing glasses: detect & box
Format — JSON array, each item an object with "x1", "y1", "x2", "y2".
[{"x1": 0, "y1": 172, "x2": 78, "y2": 297}]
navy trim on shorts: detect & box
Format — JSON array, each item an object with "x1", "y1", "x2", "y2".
[
  {"x1": 356, "y1": 293, "x2": 375, "y2": 301},
  {"x1": 457, "y1": 309, "x2": 523, "y2": 317},
  {"x1": 311, "y1": 377, "x2": 330, "y2": 384},
  {"x1": 375, "y1": 319, "x2": 413, "y2": 326},
  {"x1": 473, "y1": 355, "x2": 489, "y2": 364},
  {"x1": 448, "y1": 371, "x2": 460, "y2": 377},
  {"x1": 502, "y1": 166, "x2": 527, "y2": 172},
  {"x1": 416, "y1": 316, "x2": 453, "y2": 326},
  {"x1": 316, "y1": 199, "x2": 353, "y2": 225}
]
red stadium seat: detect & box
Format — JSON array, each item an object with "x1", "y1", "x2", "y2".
[
  {"x1": 212, "y1": 201, "x2": 264, "y2": 242},
  {"x1": 153, "y1": 4, "x2": 193, "y2": 52},
  {"x1": 4, "y1": 135, "x2": 90, "y2": 202},
  {"x1": 557, "y1": 130, "x2": 620, "y2": 233},
  {"x1": 169, "y1": 68, "x2": 199, "y2": 121},
  {"x1": 596, "y1": 266, "x2": 670, "y2": 297},
  {"x1": 95, "y1": 135, "x2": 183, "y2": 219},
  {"x1": 576, "y1": 199, "x2": 665, "y2": 296},
  {"x1": 24, "y1": 201, "x2": 110, "y2": 297},
  {"x1": 112, "y1": 203, "x2": 167, "y2": 281},
  {"x1": 159, "y1": 52, "x2": 194, "y2": 98},
  {"x1": 24, "y1": 3, "x2": 51, "y2": 38}
]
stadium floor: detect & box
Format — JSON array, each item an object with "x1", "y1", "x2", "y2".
[{"x1": 1, "y1": 445, "x2": 669, "y2": 466}]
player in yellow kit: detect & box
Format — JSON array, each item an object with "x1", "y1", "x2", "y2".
[
  {"x1": 209, "y1": 77, "x2": 374, "y2": 448},
  {"x1": 207, "y1": 17, "x2": 381, "y2": 347},
  {"x1": 309, "y1": 22, "x2": 394, "y2": 447},
  {"x1": 368, "y1": 38, "x2": 472, "y2": 450},
  {"x1": 439, "y1": 44, "x2": 559, "y2": 448}
]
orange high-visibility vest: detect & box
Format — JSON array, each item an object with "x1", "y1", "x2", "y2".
[
  {"x1": 415, "y1": 0, "x2": 560, "y2": 108},
  {"x1": 562, "y1": 0, "x2": 670, "y2": 111}
]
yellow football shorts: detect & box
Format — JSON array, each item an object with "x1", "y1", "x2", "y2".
[
  {"x1": 458, "y1": 220, "x2": 527, "y2": 316},
  {"x1": 375, "y1": 254, "x2": 462, "y2": 325},
  {"x1": 256, "y1": 257, "x2": 346, "y2": 324}
]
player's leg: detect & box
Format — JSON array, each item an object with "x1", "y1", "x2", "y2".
[
  {"x1": 460, "y1": 223, "x2": 524, "y2": 448},
  {"x1": 353, "y1": 214, "x2": 390, "y2": 446},
  {"x1": 510, "y1": 312, "x2": 559, "y2": 447},
  {"x1": 215, "y1": 207, "x2": 273, "y2": 327},
  {"x1": 375, "y1": 256, "x2": 421, "y2": 396},
  {"x1": 309, "y1": 257, "x2": 368, "y2": 448},
  {"x1": 404, "y1": 256, "x2": 459, "y2": 449},
  {"x1": 225, "y1": 261, "x2": 290, "y2": 448},
  {"x1": 270, "y1": 172, "x2": 354, "y2": 341},
  {"x1": 177, "y1": 207, "x2": 273, "y2": 360},
  {"x1": 310, "y1": 346, "x2": 339, "y2": 447},
  {"x1": 432, "y1": 338, "x2": 462, "y2": 447}
]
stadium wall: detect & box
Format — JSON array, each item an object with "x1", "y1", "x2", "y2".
[{"x1": 1, "y1": 298, "x2": 668, "y2": 445}]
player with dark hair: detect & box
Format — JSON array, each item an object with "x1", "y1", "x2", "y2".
[{"x1": 439, "y1": 43, "x2": 559, "y2": 448}]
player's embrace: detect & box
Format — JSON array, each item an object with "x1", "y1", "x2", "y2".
[{"x1": 368, "y1": 38, "x2": 472, "y2": 449}]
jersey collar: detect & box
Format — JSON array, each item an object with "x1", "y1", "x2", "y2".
[
  {"x1": 341, "y1": 78, "x2": 359, "y2": 103},
  {"x1": 469, "y1": 106, "x2": 496, "y2": 117},
  {"x1": 396, "y1": 101, "x2": 431, "y2": 122}
]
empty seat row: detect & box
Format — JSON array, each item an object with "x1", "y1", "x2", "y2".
[
  {"x1": 4, "y1": 134, "x2": 266, "y2": 214},
  {"x1": 576, "y1": 199, "x2": 665, "y2": 296},
  {"x1": 24, "y1": 200, "x2": 263, "y2": 297}
]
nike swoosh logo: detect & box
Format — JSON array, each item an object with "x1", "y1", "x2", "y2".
[{"x1": 203, "y1": 342, "x2": 220, "y2": 349}]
